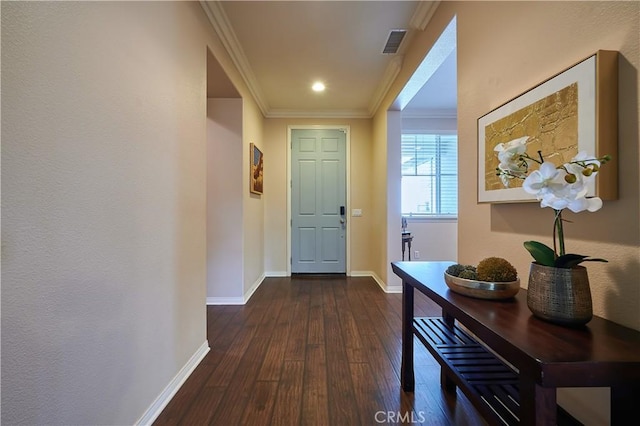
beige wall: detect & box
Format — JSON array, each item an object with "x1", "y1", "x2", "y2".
[
  {"x1": 3, "y1": 1, "x2": 638, "y2": 424},
  {"x1": 378, "y1": 0, "x2": 639, "y2": 327},
  {"x1": 371, "y1": 113, "x2": 390, "y2": 282},
  {"x1": 242, "y1": 99, "x2": 266, "y2": 294},
  {"x1": 263, "y1": 118, "x2": 374, "y2": 276},
  {"x1": 1, "y1": 1, "x2": 265, "y2": 424},
  {"x1": 452, "y1": 1, "x2": 640, "y2": 329},
  {"x1": 374, "y1": 1, "x2": 639, "y2": 423}
]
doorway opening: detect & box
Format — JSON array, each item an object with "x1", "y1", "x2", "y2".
[{"x1": 391, "y1": 16, "x2": 458, "y2": 270}]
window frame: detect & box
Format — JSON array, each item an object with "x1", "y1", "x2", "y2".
[{"x1": 401, "y1": 130, "x2": 458, "y2": 220}]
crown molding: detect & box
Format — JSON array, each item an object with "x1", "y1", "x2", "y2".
[
  {"x1": 199, "y1": 1, "x2": 269, "y2": 116},
  {"x1": 410, "y1": 1, "x2": 441, "y2": 31},
  {"x1": 266, "y1": 109, "x2": 372, "y2": 119},
  {"x1": 200, "y1": 1, "x2": 439, "y2": 120},
  {"x1": 368, "y1": 56, "x2": 403, "y2": 117}
]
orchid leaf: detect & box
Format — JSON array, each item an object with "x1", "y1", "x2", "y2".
[
  {"x1": 554, "y1": 254, "x2": 588, "y2": 268},
  {"x1": 523, "y1": 241, "x2": 555, "y2": 266},
  {"x1": 555, "y1": 254, "x2": 608, "y2": 268},
  {"x1": 582, "y1": 257, "x2": 608, "y2": 263}
]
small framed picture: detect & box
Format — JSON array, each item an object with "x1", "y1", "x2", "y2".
[{"x1": 250, "y1": 143, "x2": 263, "y2": 195}]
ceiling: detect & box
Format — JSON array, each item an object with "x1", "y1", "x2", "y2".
[{"x1": 202, "y1": 0, "x2": 456, "y2": 118}]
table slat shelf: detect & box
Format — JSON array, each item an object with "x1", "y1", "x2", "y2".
[{"x1": 414, "y1": 317, "x2": 520, "y2": 425}]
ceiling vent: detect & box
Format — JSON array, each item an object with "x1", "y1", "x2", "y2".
[{"x1": 382, "y1": 29, "x2": 407, "y2": 54}]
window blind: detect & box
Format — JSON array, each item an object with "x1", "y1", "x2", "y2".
[{"x1": 401, "y1": 134, "x2": 458, "y2": 217}]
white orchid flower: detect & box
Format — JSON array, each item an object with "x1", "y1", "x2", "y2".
[
  {"x1": 565, "y1": 151, "x2": 601, "y2": 181},
  {"x1": 522, "y1": 162, "x2": 566, "y2": 196},
  {"x1": 492, "y1": 143, "x2": 609, "y2": 267},
  {"x1": 494, "y1": 136, "x2": 529, "y2": 156},
  {"x1": 524, "y1": 161, "x2": 603, "y2": 213},
  {"x1": 540, "y1": 191, "x2": 603, "y2": 213},
  {"x1": 494, "y1": 136, "x2": 530, "y2": 186},
  {"x1": 494, "y1": 136, "x2": 528, "y2": 166}
]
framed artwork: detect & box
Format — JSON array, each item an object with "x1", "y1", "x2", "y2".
[
  {"x1": 250, "y1": 143, "x2": 263, "y2": 195},
  {"x1": 477, "y1": 50, "x2": 618, "y2": 203}
]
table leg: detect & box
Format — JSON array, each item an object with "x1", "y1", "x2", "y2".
[
  {"x1": 440, "y1": 310, "x2": 456, "y2": 393},
  {"x1": 408, "y1": 239, "x2": 411, "y2": 261},
  {"x1": 401, "y1": 280, "x2": 415, "y2": 391},
  {"x1": 402, "y1": 240, "x2": 406, "y2": 261},
  {"x1": 611, "y1": 384, "x2": 640, "y2": 425},
  {"x1": 519, "y1": 379, "x2": 556, "y2": 426}
]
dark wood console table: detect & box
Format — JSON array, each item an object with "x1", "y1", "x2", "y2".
[{"x1": 391, "y1": 261, "x2": 640, "y2": 426}]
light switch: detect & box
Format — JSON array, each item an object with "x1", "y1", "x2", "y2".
[{"x1": 352, "y1": 209, "x2": 362, "y2": 217}]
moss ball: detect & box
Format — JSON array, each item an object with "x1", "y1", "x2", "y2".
[
  {"x1": 446, "y1": 264, "x2": 466, "y2": 277},
  {"x1": 458, "y1": 269, "x2": 478, "y2": 280},
  {"x1": 476, "y1": 257, "x2": 518, "y2": 282}
]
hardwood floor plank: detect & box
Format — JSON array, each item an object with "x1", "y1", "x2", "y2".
[
  {"x1": 349, "y1": 362, "x2": 384, "y2": 425},
  {"x1": 283, "y1": 281, "x2": 311, "y2": 361},
  {"x1": 175, "y1": 386, "x2": 225, "y2": 426},
  {"x1": 333, "y1": 280, "x2": 368, "y2": 363},
  {"x1": 257, "y1": 296, "x2": 293, "y2": 381},
  {"x1": 323, "y1": 282, "x2": 361, "y2": 426},
  {"x1": 204, "y1": 325, "x2": 255, "y2": 387},
  {"x1": 306, "y1": 283, "x2": 325, "y2": 346},
  {"x1": 152, "y1": 361, "x2": 214, "y2": 425},
  {"x1": 301, "y1": 344, "x2": 329, "y2": 425},
  {"x1": 239, "y1": 381, "x2": 279, "y2": 426},
  {"x1": 270, "y1": 360, "x2": 304, "y2": 426},
  {"x1": 209, "y1": 290, "x2": 279, "y2": 425}
]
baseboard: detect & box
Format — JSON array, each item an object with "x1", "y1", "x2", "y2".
[
  {"x1": 206, "y1": 274, "x2": 266, "y2": 305},
  {"x1": 265, "y1": 271, "x2": 288, "y2": 277},
  {"x1": 136, "y1": 340, "x2": 210, "y2": 425},
  {"x1": 243, "y1": 273, "x2": 265, "y2": 303},
  {"x1": 350, "y1": 270, "x2": 401, "y2": 293},
  {"x1": 206, "y1": 296, "x2": 245, "y2": 305}
]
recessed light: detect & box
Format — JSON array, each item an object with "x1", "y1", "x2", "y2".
[{"x1": 312, "y1": 81, "x2": 325, "y2": 92}]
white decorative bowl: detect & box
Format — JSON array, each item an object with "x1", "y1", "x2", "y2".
[{"x1": 444, "y1": 272, "x2": 520, "y2": 300}]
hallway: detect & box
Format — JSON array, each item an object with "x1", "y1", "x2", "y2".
[{"x1": 153, "y1": 276, "x2": 484, "y2": 425}]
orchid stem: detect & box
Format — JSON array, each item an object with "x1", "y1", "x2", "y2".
[{"x1": 553, "y1": 209, "x2": 565, "y2": 258}]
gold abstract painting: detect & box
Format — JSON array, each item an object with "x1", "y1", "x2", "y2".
[
  {"x1": 477, "y1": 50, "x2": 618, "y2": 204},
  {"x1": 483, "y1": 83, "x2": 579, "y2": 192}
]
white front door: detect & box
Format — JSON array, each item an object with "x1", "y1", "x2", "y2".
[{"x1": 291, "y1": 129, "x2": 346, "y2": 273}]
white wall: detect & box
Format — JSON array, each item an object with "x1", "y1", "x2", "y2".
[
  {"x1": 2, "y1": 2, "x2": 217, "y2": 424},
  {"x1": 207, "y1": 99, "x2": 244, "y2": 302},
  {"x1": 404, "y1": 219, "x2": 457, "y2": 262},
  {"x1": 402, "y1": 116, "x2": 456, "y2": 132},
  {"x1": 401, "y1": 116, "x2": 458, "y2": 262}
]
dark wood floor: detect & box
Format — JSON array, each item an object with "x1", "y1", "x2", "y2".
[{"x1": 154, "y1": 276, "x2": 486, "y2": 425}]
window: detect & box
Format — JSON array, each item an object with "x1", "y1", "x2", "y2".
[{"x1": 401, "y1": 134, "x2": 458, "y2": 218}]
